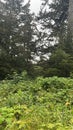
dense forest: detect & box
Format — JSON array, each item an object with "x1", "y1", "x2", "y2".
[
  {"x1": 0, "y1": 0, "x2": 73, "y2": 79},
  {"x1": 0, "y1": 0, "x2": 73, "y2": 129}
]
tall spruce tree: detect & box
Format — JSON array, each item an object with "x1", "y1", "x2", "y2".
[
  {"x1": 67, "y1": 0, "x2": 73, "y2": 55},
  {"x1": 68, "y1": 0, "x2": 73, "y2": 35},
  {"x1": 37, "y1": 0, "x2": 73, "y2": 77},
  {"x1": 38, "y1": 0, "x2": 69, "y2": 48},
  {"x1": 0, "y1": 0, "x2": 35, "y2": 79}
]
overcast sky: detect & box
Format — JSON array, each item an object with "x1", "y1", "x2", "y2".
[
  {"x1": 30, "y1": 0, "x2": 41, "y2": 14},
  {"x1": 30, "y1": 0, "x2": 52, "y2": 14}
]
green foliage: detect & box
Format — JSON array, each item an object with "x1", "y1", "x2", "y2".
[
  {"x1": 70, "y1": 72, "x2": 73, "y2": 78},
  {"x1": 38, "y1": 0, "x2": 69, "y2": 50},
  {"x1": 48, "y1": 49, "x2": 73, "y2": 77},
  {"x1": 0, "y1": 0, "x2": 35, "y2": 79},
  {"x1": 0, "y1": 75, "x2": 73, "y2": 129},
  {"x1": 37, "y1": 0, "x2": 73, "y2": 78}
]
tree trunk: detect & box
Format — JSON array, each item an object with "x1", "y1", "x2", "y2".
[{"x1": 68, "y1": 0, "x2": 73, "y2": 36}]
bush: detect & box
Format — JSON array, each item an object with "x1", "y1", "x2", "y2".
[{"x1": 0, "y1": 75, "x2": 73, "y2": 129}]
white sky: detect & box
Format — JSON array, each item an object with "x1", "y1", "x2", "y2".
[
  {"x1": 30, "y1": 0, "x2": 41, "y2": 14},
  {"x1": 30, "y1": 0, "x2": 52, "y2": 14}
]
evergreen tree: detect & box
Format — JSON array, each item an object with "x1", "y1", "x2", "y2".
[
  {"x1": 0, "y1": 0, "x2": 35, "y2": 79},
  {"x1": 38, "y1": 0, "x2": 69, "y2": 48},
  {"x1": 37, "y1": 0, "x2": 73, "y2": 77},
  {"x1": 68, "y1": 0, "x2": 73, "y2": 36}
]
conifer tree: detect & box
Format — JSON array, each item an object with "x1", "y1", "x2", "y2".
[
  {"x1": 37, "y1": 0, "x2": 73, "y2": 77},
  {"x1": 0, "y1": 0, "x2": 35, "y2": 79}
]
